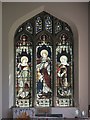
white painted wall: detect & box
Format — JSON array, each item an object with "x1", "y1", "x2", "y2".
[{"x1": 0, "y1": 1, "x2": 2, "y2": 119}]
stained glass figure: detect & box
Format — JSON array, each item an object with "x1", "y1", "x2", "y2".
[
  {"x1": 45, "y1": 16, "x2": 52, "y2": 33},
  {"x1": 15, "y1": 34, "x2": 32, "y2": 107},
  {"x1": 56, "y1": 33, "x2": 73, "y2": 107},
  {"x1": 35, "y1": 17, "x2": 42, "y2": 34},
  {"x1": 36, "y1": 35, "x2": 52, "y2": 107}
]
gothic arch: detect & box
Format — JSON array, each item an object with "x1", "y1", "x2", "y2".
[{"x1": 8, "y1": 7, "x2": 78, "y2": 108}]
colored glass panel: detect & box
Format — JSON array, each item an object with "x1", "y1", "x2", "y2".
[
  {"x1": 15, "y1": 34, "x2": 32, "y2": 107},
  {"x1": 35, "y1": 17, "x2": 42, "y2": 34},
  {"x1": 56, "y1": 33, "x2": 74, "y2": 107},
  {"x1": 26, "y1": 23, "x2": 33, "y2": 34},
  {"x1": 45, "y1": 16, "x2": 52, "y2": 33},
  {"x1": 14, "y1": 11, "x2": 74, "y2": 108},
  {"x1": 36, "y1": 35, "x2": 52, "y2": 107},
  {"x1": 55, "y1": 21, "x2": 62, "y2": 34}
]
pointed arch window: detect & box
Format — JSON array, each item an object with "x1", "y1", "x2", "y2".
[{"x1": 14, "y1": 11, "x2": 74, "y2": 107}]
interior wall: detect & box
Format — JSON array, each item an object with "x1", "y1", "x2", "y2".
[
  {"x1": 0, "y1": 1, "x2": 2, "y2": 119},
  {"x1": 88, "y1": 2, "x2": 90, "y2": 106},
  {"x1": 2, "y1": 2, "x2": 88, "y2": 118}
]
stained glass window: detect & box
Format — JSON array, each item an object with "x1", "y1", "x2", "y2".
[
  {"x1": 36, "y1": 34, "x2": 52, "y2": 107},
  {"x1": 14, "y1": 11, "x2": 74, "y2": 107},
  {"x1": 56, "y1": 33, "x2": 74, "y2": 107},
  {"x1": 15, "y1": 34, "x2": 33, "y2": 107}
]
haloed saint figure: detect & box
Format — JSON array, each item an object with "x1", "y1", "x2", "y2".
[
  {"x1": 17, "y1": 56, "x2": 30, "y2": 99},
  {"x1": 36, "y1": 45, "x2": 52, "y2": 106},
  {"x1": 36, "y1": 49, "x2": 51, "y2": 96},
  {"x1": 57, "y1": 55, "x2": 71, "y2": 97}
]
